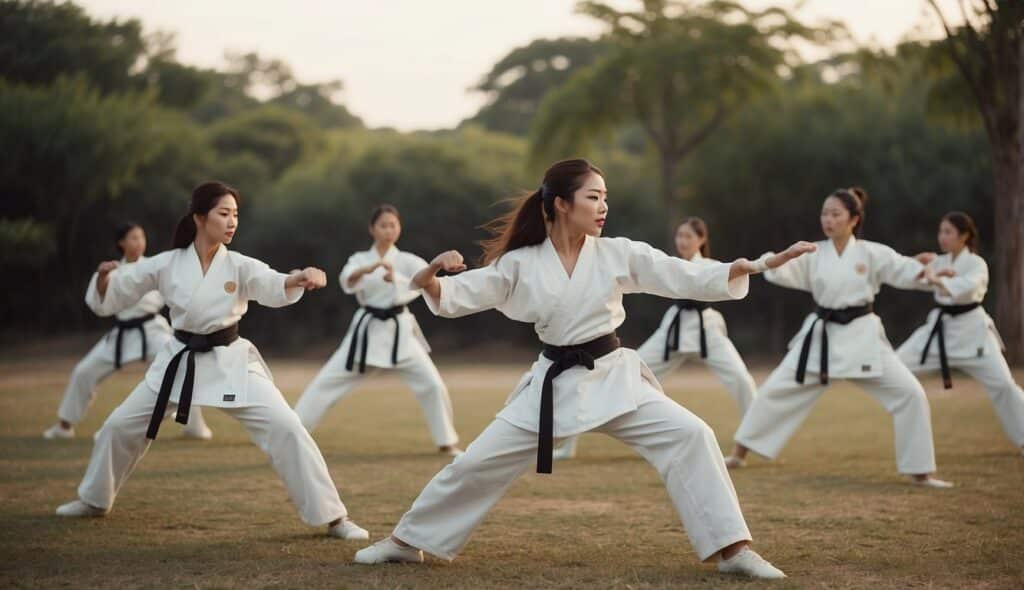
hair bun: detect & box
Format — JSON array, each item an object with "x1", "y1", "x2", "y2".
[{"x1": 848, "y1": 186, "x2": 869, "y2": 207}]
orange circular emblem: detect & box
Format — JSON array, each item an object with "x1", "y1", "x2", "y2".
[
  {"x1": 224, "y1": 281, "x2": 237, "y2": 293},
  {"x1": 855, "y1": 263, "x2": 868, "y2": 275}
]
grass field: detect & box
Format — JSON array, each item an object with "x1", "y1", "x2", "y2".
[{"x1": 1, "y1": 353, "x2": 1022, "y2": 589}]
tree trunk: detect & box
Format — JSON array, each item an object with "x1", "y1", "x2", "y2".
[
  {"x1": 659, "y1": 153, "x2": 680, "y2": 245},
  {"x1": 988, "y1": 27, "x2": 1024, "y2": 365},
  {"x1": 991, "y1": 144, "x2": 1024, "y2": 365}
]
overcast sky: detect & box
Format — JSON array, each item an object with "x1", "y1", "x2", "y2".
[{"x1": 77, "y1": 1, "x2": 962, "y2": 130}]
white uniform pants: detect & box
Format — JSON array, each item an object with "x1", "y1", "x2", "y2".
[
  {"x1": 558, "y1": 333, "x2": 757, "y2": 457},
  {"x1": 392, "y1": 386, "x2": 751, "y2": 562},
  {"x1": 897, "y1": 343, "x2": 1024, "y2": 449},
  {"x1": 637, "y1": 333, "x2": 757, "y2": 415},
  {"x1": 294, "y1": 345, "x2": 458, "y2": 447},
  {"x1": 76, "y1": 374, "x2": 347, "y2": 527},
  {"x1": 734, "y1": 347, "x2": 937, "y2": 474},
  {"x1": 57, "y1": 337, "x2": 210, "y2": 435}
]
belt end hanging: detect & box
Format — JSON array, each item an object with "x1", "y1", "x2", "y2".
[
  {"x1": 536, "y1": 436, "x2": 553, "y2": 474},
  {"x1": 536, "y1": 448, "x2": 552, "y2": 473}
]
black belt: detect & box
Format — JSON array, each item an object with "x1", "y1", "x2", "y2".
[
  {"x1": 345, "y1": 305, "x2": 406, "y2": 374},
  {"x1": 111, "y1": 313, "x2": 157, "y2": 369},
  {"x1": 145, "y1": 324, "x2": 239, "y2": 440},
  {"x1": 921, "y1": 302, "x2": 981, "y2": 389},
  {"x1": 664, "y1": 300, "x2": 711, "y2": 361},
  {"x1": 537, "y1": 333, "x2": 620, "y2": 474},
  {"x1": 796, "y1": 304, "x2": 874, "y2": 385}
]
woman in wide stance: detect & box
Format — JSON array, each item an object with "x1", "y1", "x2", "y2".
[
  {"x1": 726, "y1": 188, "x2": 953, "y2": 488},
  {"x1": 897, "y1": 212, "x2": 1024, "y2": 456},
  {"x1": 354, "y1": 159, "x2": 815, "y2": 579},
  {"x1": 294, "y1": 204, "x2": 461, "y2": 455},
  {"x1": 43, "y1": 223, "x2": 212, "y2": 441},
  {"x1": 554, "y1": 217, "x2": 759, "y2": 460},
  {"x1": 55, "y1": 182, "x2": 369, "y2": 540}
]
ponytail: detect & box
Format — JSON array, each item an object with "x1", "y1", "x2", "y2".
[
  {"x1": 171, "y1": 214, "x2": 197, "y2": 249},
  {"x1": 172, "y1": 181, "x2": 241, "y2": 249},
  {"x1": 479, "y1": 158, "x2": 604, "y2": 265},
  {"x1": 480, "y1": 190, "x2": 547, "y2": 265}
]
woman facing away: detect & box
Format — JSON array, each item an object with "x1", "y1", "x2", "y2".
[
  {"x1": 897, "y1": 211, "x2": 1024, "y2": 456},
  {"x1": 554, "y1": 216, "x2": 759, "y2": 460},
  {"x1": 725, "y1": 187, "x2": 953, "y2": 488},
  {"x1": 54, "y1": 181, "x2": 369, "y2": 541},
  {"x1": 293, "y1": 204, "x2": 461, "y2": 455},
  {"x1": 353, "y1": 158, "x2": 816, "y2": 579}
]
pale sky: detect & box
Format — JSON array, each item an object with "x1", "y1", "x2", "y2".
[{"x1": 78, "y1": 1, "x2": 961, "y2": 131}]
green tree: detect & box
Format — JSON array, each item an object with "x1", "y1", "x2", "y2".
[
  {"x1": 207, "y1": 105, "x2": 323, "y2": 180},
  {"x1": 0, "y1": 0, "x2": 146, "y2": 94},
  {"x1": 530, "y1": 0, "x2": 836, "y2": 239},
  {"x1": 195, "y1": 51, "x2": 362, "y2": 128},
  {"x1": 0, "y1": 77, "x2": 203, "y2": 326},
  {"x1": 925, "y1": 0, "x2": 1023, "y2": 362},
  {"x1": 270, "y1": 81, "x2": 362, "y2": 129},
  {"x1": 465, "y1": 37, "x2": 609, "y2": 135}
]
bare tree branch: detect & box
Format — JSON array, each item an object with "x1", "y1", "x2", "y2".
[
  {"x1": 926, "y1": 0, "x2": 988, "y2": 109},
  {"x1": 674, "y1": 104, "x2": 728, "y2": 159},
  {"x1": 630, "y1": 76, "x2": 667, "y2": 151}
]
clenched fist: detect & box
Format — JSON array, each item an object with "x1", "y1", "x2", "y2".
[
  {"x1": 430, "y1": 250, "x2": 467, "y2": 274},
  {"x1": 288, "y1": 267, "x2": 327, "y2": 291}
]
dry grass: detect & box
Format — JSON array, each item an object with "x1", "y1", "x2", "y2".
[{"x1": 1, "y1": 354, "x2": 1022, "y2": 589}]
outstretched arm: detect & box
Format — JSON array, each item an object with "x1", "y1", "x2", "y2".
[
  {"x1": 241, "y1": 256, "x2": 326, "y2": 308},
  {"x1": 89, "y1": 258, "x2": 161, "y2": 317},
  {"x1": 622, "y1": 239, "x2": 816, "y2": 301},
  {"x1": 414, "y1": 250, "x2": 514, "y2": 318},
  {"x1": 413, "y1": 250, "x2": 468, "y2": 301},
  {"x1": 729, "y1": 241, "x2": 818, "y2": 281}
]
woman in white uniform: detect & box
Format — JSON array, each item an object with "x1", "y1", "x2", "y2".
[
  {"x1": 55, "y1": 181, "x2": 369, "y2": 540},
  {"x1": 554, "y1": 217, "x2": 757, "y2": 460},
  {"x1": 725, "y1": 187, "x2": 953, "y2": 488},
  {"x1": 43, "y1": 223, "x2": 212, "y2": 441},
  {"x1": 897, "y1": 211, "x2": 1024, "y2": 456},
  {"x1": 354, "y1": 158, "x2": 817, "y2": 579},
  {"x1": 294, "y1": 204, "x2": 461, "y2": 455}
]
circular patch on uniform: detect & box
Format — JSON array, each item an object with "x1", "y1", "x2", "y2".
[
  {"x1": 855, "y1": 263, "x2": 868, "y2": 275},
  {"x1": 224, "y1": 281, "x2": 237, "y2": 293}
]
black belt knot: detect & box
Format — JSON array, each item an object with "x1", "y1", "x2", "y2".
[
  {"x1": 664, "y1": 300, "x2": 711, "y2": 361},
  {"x1": 345, "y1": 305, "x2": 407, "y2": 373},
  {"x1": 795, "y1": 304, "x2": 873, "y2": 385},
  {"x1": 145, "y1": 324, "x2": 240, "y2": 440},
  {"x1": 111, "y1": 313, "x2": 157, "y2": 369},
  {"x1": 921, "y1": 302, "x2": 981, "y2": 389},
  {"x1": 536, "y1": 332, "x2": 620, "y2": 474}
]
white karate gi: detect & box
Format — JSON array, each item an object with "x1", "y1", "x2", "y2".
[
  {"x1": 391, "y1": 236, "x2": 754, "y2": 561},
  {"x1": 294, "y1": 246, "x2": 458, "y2": 446},
  {"x1": 897, "y1": 250, "x2": 1024, "y2": 449},
  {"x1": 56, "y1": 257, "x2": 209, "y2": 434},
  {"x1": 73, "y1": 244, "x2": 348, "y2": 526},
  {"x1": 558, "y1": 253, "x2": 757, "y2": 456},
  {"x1": 733, "y1": 237, "x2": 939, "y2": 474}
]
